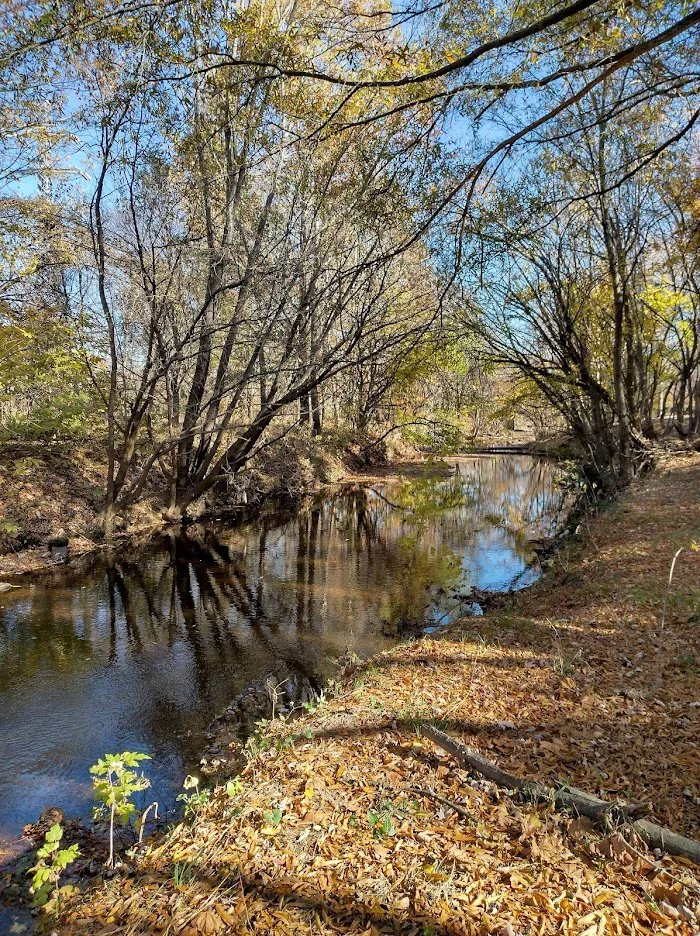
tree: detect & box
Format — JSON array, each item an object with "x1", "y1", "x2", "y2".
[
  {"x1": 72, "y1": 0, "x2": 443, "y2": 528},
  {"x1": 462, "y1": 73, "x2": 699, "y2": 487}
]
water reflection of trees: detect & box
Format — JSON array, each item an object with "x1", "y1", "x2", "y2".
[
  {"x1": 354, "y1": 455, "x2": 565, "y2": 622},
  {"x1": 355, "y1": 455, "x2": 561, "y2": 528},
  {"x1": 0, "y1": 455, "x2": 563, "y2": 737},
  {"x1": 452, "y1": 455, "x2": 565, "y2": 530}
]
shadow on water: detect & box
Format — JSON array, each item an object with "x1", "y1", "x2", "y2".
[{"x1": 0, "y1": 454, "x2": 565, "y2": 840}]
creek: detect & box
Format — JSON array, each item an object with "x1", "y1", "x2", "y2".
[{"x1": 0, "y1": 454, "x2": 565, "y2": 843}]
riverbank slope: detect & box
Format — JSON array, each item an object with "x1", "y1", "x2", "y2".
[{"x1": 54, "y1": 450, "x2": 700, "y2": 933}]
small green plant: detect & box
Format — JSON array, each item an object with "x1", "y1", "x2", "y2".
[
  {"x1": 552, "y1": 651, "x2": 580, "y2": 675},
  {"x1": 395, "y1": 701, "x2": 430, "y2": 729},
  {"x1": 172, "y1": 847, "x2": 205, "y2": 887},
  {"x1": 326, "y1": 677, "x2": 341, "y2": 697},
  {"x1": 28, "y1": 824, "x2": 80, "y2": 910},
  {"x1": 90, "y1": 751, "x2": 151, "y2": 867},
  {"x1": 173, "y1": 860, "x2": 195, "y2": 887},
  {"x1": 273, "y1": 731, "x2": 298, "y2": 754},
  {"x1": 367, "y1": 806, "x2": 395, "y2": 838},
  {"x1": 244, "y1": 728, "x2": 274, "y2": 760},
  {"x1": 301, "y1": 688, "x2": 328, "y2": 713},
  {"x1": 225, "y1": 779, "x2": 243, "y2": 798},
  {"x1": 262, "y1": 807, "x2": 283, "y2": 828},
  {"x1": 177, "y1": 775, "x2": 211, "y2": 820}
]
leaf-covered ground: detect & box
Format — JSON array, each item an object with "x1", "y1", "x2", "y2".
[{"x1": 58, "y1": 452, "x2": 700, "y2": 935}]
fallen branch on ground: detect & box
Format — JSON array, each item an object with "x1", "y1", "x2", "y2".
[
  {"x1": 409, "y1": 786, "x2": 474, "y2": 821},
  {"x1": 419, "y1": 723, "x2": 700, "y2": 866}
]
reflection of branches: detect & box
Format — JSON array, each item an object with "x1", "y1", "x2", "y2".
[
  {"x1": 355, "y1": 500, "x2": 380, "y2": 548},
  {"x1": 106, "y1": 560, "x2": 143, "y2": 654},
  {"x1": 0, "y1": 457, "x2": 569, "y2": 775},
  {"x1": 362, "y1": 486, "x2": 412, "y2": 512},
  {"x1": 117, "y1": 559, "x2": 165, "y2": 630},
  {"x1": 170, "y1": 539, "x2": 209, "y2": 696}
]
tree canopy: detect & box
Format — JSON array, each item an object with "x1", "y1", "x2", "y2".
[{"x1": 1, "y1": 0, "x2": 699, "y2": 526}]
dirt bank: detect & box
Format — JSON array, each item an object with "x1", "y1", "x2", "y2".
[{"x1": 44, "y1": 450, "x2": 700, "y2": 934}]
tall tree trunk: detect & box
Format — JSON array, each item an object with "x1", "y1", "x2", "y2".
[
  {"x1": 93, "y1": 125, "x2": 121, "y2": 537},
  {"x1": 310, "y1": 385, "x2": 322, "y2": 435},
  {"x1": 601, "y1": 204, "x2": 634, "y2": 484},
  {"x1": 674, "y1": 374, "x2": 688, "y2": 436},
  {"x1": 691, "y1": 376, "x2": 700, "y2": 434}
]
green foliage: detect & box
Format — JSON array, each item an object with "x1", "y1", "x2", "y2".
[
  {"x1": 28, "y1": 823, "x2": 80, "y2": 910},
  {"x1": 396, "y1": 472, "x2": 471, "y2": 519},
  {"x1": 176, "y1": 775, "x2": 211, "y2": 820},
  {"x1": 90, "y1": 751, "x2": 151, "y2": 865},
  {"x1": 243, "y1": 726, "x2": 274, "y2": 760},
  {"x1": 172, "y1": 847, "x2": 205, "y2": 887},
  {"x1": 173, "y1": 859, "x2": 196, "y2": 887},
  {"x1": 225, "y1": 779, "x2": 243, "y2": 798},
  {"x1": 91, "y1": 751, "x2": 151, "y2": 826},
  {"x1": 262, "y1": 807, "x2": 283, "y2": 827},
  {"x1": 390, "y1": 337, "x2": 515, "y2": 450},
  {"x1": 367, "y1": 806, "x2": 395, "y2": 838},
  {"x1": 274, "y1": 733, "x2": 297, "y2": 753},
  {"x1": 0, "y1": 313, "x2": 102, "y2": 442},
  {"x1": 301, "y1": 688, "x2": 327, "y2": 713}
]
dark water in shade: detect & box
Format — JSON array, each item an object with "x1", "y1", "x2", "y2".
[{"x1": 0, "y1": 455, "x2": 565, "y2": 843}]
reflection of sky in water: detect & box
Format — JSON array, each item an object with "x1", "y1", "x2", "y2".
[
  {"x1": 366, "y1": 455, "x2": 564, "y2": 627},
  {"x1": 0, "y1": 455, "x2": 564, "y2": 841}
]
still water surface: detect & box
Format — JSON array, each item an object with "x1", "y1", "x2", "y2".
[{"x1": 0, "y1": 455, "x2": 564, "y2": 841}]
